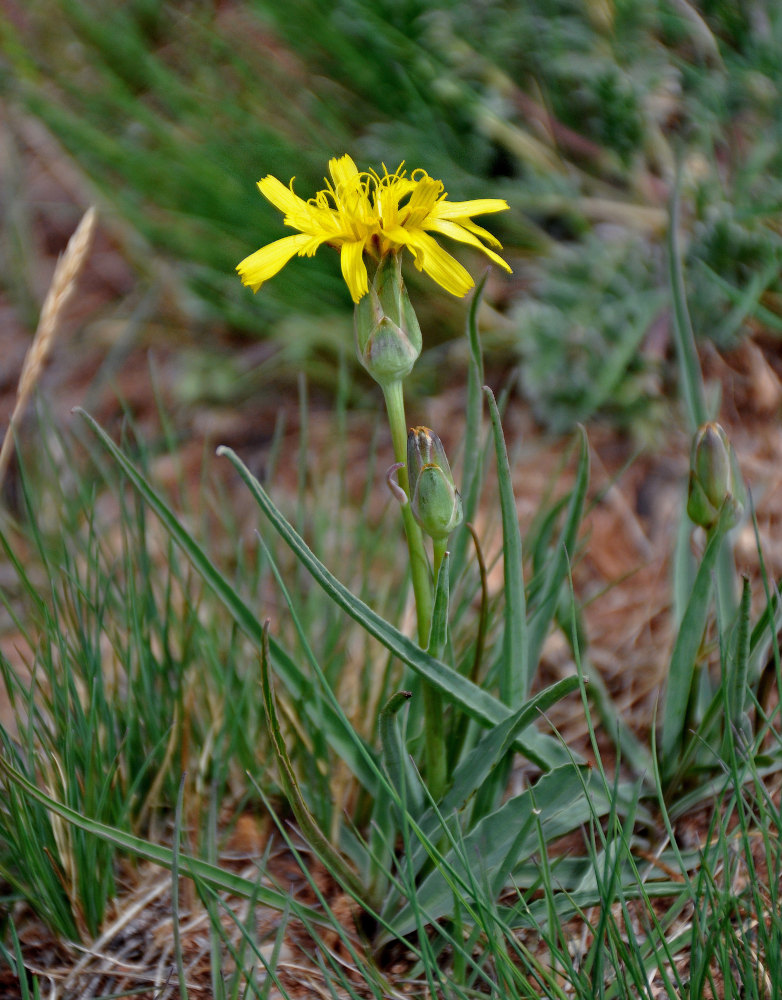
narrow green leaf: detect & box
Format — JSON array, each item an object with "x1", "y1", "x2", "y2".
[
  {"x1": 75, "y1": 408, "x2": 378, "y2": 791},
  {"x1": 466, "y1": 522, "x2": 489, "y2": 684},
  {"x1": 484, "y1": 386, "x2": 528, "y2": 704},
  {"x1": 371, "y1": 689, "x2": 420, "y2": 904},
  {"x1": 427, "y1": 550, "x2": 450, "y2": 662},
  {"x1": 747, "y1": 504, "x2": 782, "y2": 686},
  {"x1": 0, "y1": 754, "x2": 324, "y2": 926},
  {"x1": 450, "y1": 273, "x2": 487, "y2": 582},
  {"x1": 408, "y1": 675, "x2": 581, "y2": 878},
  {"x1": 668, "y1": 169, "x2": 708, "y2": 431},
  {"x1": 390, "y1": 764, "x2": 591, "y2": 936},
  {"x1": 672, "y1": 496, "x2": 695, "y2": 629},
  {"x1": 9, "y1": 922, "x2": 31, "y2": 1000},
  {"x1": 726, "y1": 575, "x2": 751, "y2": 734},
  {"x1": 424, "y1": 550, "x2": 450, "y2": 801},
  {"x1": 661, "y1": 504, "x2": 733, "y2": 771},
  {"x1": 171, "y1": 776, "x2": 189, "y2": 1000},
  {"x1": 527, "y1": 426, "x2": 590, "y2": 668},
  {"x1": 259, "y1": 623, "x2": 367, "y2": 902},
  {"x1": 217, "y1": 443, "x2": 577, "y2": 770}
]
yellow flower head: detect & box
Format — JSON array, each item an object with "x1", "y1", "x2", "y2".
[{"x1": 237, "y1": 154, "x2": 512, "y2": 303}]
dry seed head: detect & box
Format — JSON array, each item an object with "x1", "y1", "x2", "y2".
[
  {"x1": 17, "y1": 206, "x2": 97, "y2": 401},
  {"x1": 0, "y1": 206, "x2": 97, "y2": 491}
]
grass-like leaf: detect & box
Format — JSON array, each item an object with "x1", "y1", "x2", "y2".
[
  {"x1": 389, "y1": 763, "x2": 592, "y2": 936},
  {"x1": 450, "y1": 274, "x2": 488, "y2": 583},
  {"x1": 484, "y1": 386, "x2": 529, "y2": 705},
  {"x1": 258, "y1": 622, "x2": 367, "y2": 902},
  {"x1": 668, "y1": 169, "x2": 708, "y2": 431},
  {"x1": 406, "y1": 675, "x2": 582, "y2": 881},
  {"x1": 725, "y1": 575, "x2": 752, "y2": 737},
  {"x1": 526, "y1": 425, "x2": 590, "y2": 669},
  {"x1": 74, "y1": 407, "x2": 378, "y2": 791},
  {"x1": 0, "y1": 754, "x2": 325, "y2": 927},
  {"x1": 217, "y1": 442, "x2": 578, "y2": 770},
  {"x1": 424, "y1": 551, "x2": 451, "y2": 799},
  {"x1": 661, "y1": 503, "x2": 734, "y2": 775}
]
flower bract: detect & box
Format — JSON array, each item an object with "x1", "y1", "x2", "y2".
[
  {"x1": 237, "y1": 154, "x2": 511, "y2": 303},
  {"x1": 687, "y1": 421, "x2": 744, "y2": 531},
  {"x1": 407, "y1": 426, "x2": 463, "y2": 540}
]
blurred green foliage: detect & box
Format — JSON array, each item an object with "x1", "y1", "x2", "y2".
[
  {"x1": 513, "y1": 231, "x2": 664, "y2": 432},
  {"x1": 3, "y1": 0, "x2": 782, "y2": 427}
]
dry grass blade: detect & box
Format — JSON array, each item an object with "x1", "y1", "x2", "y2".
[{"x1": 0, "y1": 205, "x2": 97, "y2": 492}]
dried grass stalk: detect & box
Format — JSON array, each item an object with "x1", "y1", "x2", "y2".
[{"x1": 0, "y1": 206, "x2": 97, "y2": 492}]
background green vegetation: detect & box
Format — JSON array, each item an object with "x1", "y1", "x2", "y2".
[{"x1": 3, "y1": 0, "x2": 782, "y2": 427}]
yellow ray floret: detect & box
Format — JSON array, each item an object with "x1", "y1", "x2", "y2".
[{"x1": 236, "y1": 155, "x2": 512, "y2": 303}]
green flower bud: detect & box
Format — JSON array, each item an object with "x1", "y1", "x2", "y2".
[
  {"x1": 354, "y1": 253, "x2": 422, "y2": 388},
  {"x1": 407, "y1": 426, "x2": 463, "y2": 540},
  {"x1": 687, "y1": 422, "x2": 744, "y2": 531}
]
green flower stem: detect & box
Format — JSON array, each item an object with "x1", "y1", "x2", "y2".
[
  {"x1": 421, "y1": 686, "x2": 446, "y2": 801},
  {"x1": 382, "y1": 380, "x2": 433, "y2": 646},
  {"x1": 425, "y1": 546, "x2": 450, "y2": 801},
  {"x1": 432, "y1": 537, "x2": 447, "y2": 588},
  {"x1": 382, "y1": 380, "x2": 447, "y2": 797},
  {"x1": 710, "y1": 525, "x2": 737, "y2": 637}
]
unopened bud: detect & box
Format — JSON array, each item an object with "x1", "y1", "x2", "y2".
[
  {"x1": 407, "y1": 427, "x2": 463, "y2": 540},
  {"x1": 354, "y1": 253, "x2": 422, "y2": 388},
  {"x1": 687, "y1": 422, "x2": 744, "y2": 530}
]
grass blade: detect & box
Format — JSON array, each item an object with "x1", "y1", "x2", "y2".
[
  {"x1": 0, "y1": 754, "x2": 325, "y2": 925},
  {"x1": 424, "y1": 550, "x2": 450, "y2": 800},
  {"x1": 668, "y1": 168, "x2": 708, "y2": 431},
  {"x1": 390, "y1": 763, "x2": 592, "y2": 936},
  {"x1": 527, "y1": 426, "x2": 590, "y2": 668},
  {"x1": 74, "y1": 407, "x2": 377, "y2": 790},
  {"x1": 484, "y1": 386, "x2": 529, "y2": 704},
  {"x1": 661, "y1": 504, "x2": 733, "y2": 774},
  {"x1": 726, "y1": 574, "x2": 752, "y2": 741},
  {"x1": 450, "y1": 274, "x2": 488, "y2": 582},
  {"x1": 259, "y1": 622, "x2": 367, "y2": 902}
]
